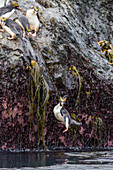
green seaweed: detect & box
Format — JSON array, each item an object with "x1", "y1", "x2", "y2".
[
  {"x1": 85, "y1": 91, "x2": 91, "y2": 108},
  {"x1": 27, "y1": 60, "x2": 49, "y2": 150},
  {"x1": 69, "y1": 65, "x2": 82, "y2": 113},
  {"x1": 92, "y1": 115, "x2": 104, "y2": 147}
]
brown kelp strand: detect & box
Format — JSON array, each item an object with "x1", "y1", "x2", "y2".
[
  {"x1": 91, "y1": 115, "x2": 104, "y2": 147},
  {"x1": 27, "y1": 60, "x2": 49, "y2": 150}
]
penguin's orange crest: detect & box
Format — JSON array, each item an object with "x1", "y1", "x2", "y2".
[
  {"x1": 12, "y1": 2, "x2": 19, "y2": 7},
  {"x1": 34, "y1": 5, "x2": 40, "y2": 12},
  {"x1": 26, "y1": 65, "x2": 29, "y2": 70},
  {"x1": 0, "y1": 17, "x2": 6, "y2": 21},
  {"x1": 26, "y1": 25, "x2": 30, "y2": 32},
  {"x1": 59, "y1": 97, "x2": 67, "y2": 102}
]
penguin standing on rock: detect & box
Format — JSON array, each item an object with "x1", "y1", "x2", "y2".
[
  {"x1": 14, "y1": 15, "x2": 32, "y2": 37},
  {"x1": 26, "y1": 5, "x2": 40, "y2": 37},
  {"x1": 0, "y1": 16, "x2": 23, "y2": 39},
  {"x1": 53, "y1": 95, "x2": 82, "y2": 133},
  {"x1": 0, "y1": 1, "x2": 22, "y2": 19}
]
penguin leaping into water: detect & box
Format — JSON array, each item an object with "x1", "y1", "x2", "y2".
[{"x1": 53, "y1": 95, "x2": 82, "y2": 133}]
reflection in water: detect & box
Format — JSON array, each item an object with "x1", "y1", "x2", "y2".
[
  {"x1": 0, "y1": 151, "x2": 67, "y2": 168},
  {"x1": 0, "y1": 151, "x2": 113, "y2": 168}
]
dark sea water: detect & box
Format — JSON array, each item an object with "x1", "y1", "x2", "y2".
[{"x1": 0, "y1": 150, "x2": 113, "y2": 169}]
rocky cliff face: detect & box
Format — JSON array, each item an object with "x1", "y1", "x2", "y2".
[{"x1": 0, "y1": 0, "x2": 113, "y2": 150}]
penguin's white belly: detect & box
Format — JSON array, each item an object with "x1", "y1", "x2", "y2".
[
  {"x1": 55, "y1": 112, "x2": 64, "y2": 122},
  {"x1": 29, "y1": 18, "x2": 39, "y2": 31},
  {"x1": 53, "y1": 105, "x2": 64, "y2": 122},
  {"x1": 26, "y1": 11, "x2": 39, "y2": 32}
]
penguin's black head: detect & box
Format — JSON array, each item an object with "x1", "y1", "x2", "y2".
[
  {"x1": 59, "y1": 95, "x2": 68, "y2": 106},
  {"x1": 12, "y1": 2, "x2": 22, "y2": 11},
  {"x1": 34, "y1": 5, "x2": 40, "y2": 15}
]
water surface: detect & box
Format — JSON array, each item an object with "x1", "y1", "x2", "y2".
[{"x1": 0, "y1": 150, "x2": 113, "y2": 169}]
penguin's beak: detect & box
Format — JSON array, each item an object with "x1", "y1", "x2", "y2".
[
  {"x1": 27, "y1": 32, "x2": 30, "y2": 37},
  {"x1": 1, "y1": 21, "x2": 5, "y2": 26},
  {"x1": 17, "y1": 7, "x2": 22, "y2": 11},
  {"x1": 27, "y1": 32, "x2": 32, "y2": 37},
  {"x1": 34, "y1": 11, "x2": 38, "y2": 15},
  {"x1": 60, "y1": 101, "x2": 64, "y2": 106}
]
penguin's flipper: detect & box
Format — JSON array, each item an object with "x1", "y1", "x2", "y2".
[
  {"x1": 31, "y1": 32, "x2": 36, "y2": 37},
  {"x1": 12, "y1": 25, "x2": 23, "y2": 38},
  {"x1": 5, "y1": 21, "x2": 19, "y2": 34},
  {"x1": 10, "y1": 26, "x2": 19, "y2": 35},
  {"x1": 60, "y1": 107, "x2": 70, "y2": 117},
  {"x1": 7, "y1": 36, "x2": 16, "y2": 40},
  {"x1": 14, "y1": 18, "x2": 25, "y2": 37},
  {"x1": 5, "y1": 19, "x2": 22, "y2": 37}
]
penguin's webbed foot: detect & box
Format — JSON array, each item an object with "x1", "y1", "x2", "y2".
[
  {"x1": 31, "y1": 32, "x2": 37, "y2": 37},
  {"x1": 7, "y1": 36, "x2": 15, "y2": 40},
  {"x1": 27, "y1": 32, "x2": 31, "y2": 37},
  {"x1": 7, "y1": 35, "x2": 17, "y2": 40},
  {"x1": 63, "y1": 128, "x2": 68, "y2": 133},
  {"x1": 23, "y1": 33, "x2": 25, "y2": 38},
  {"x1": 0, "y1": 29, "x2": 4, "y2": 32}
]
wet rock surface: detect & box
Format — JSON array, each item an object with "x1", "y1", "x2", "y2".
[{"x1": 0, "y1": 0, "x2": 113, "y2": 149}]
